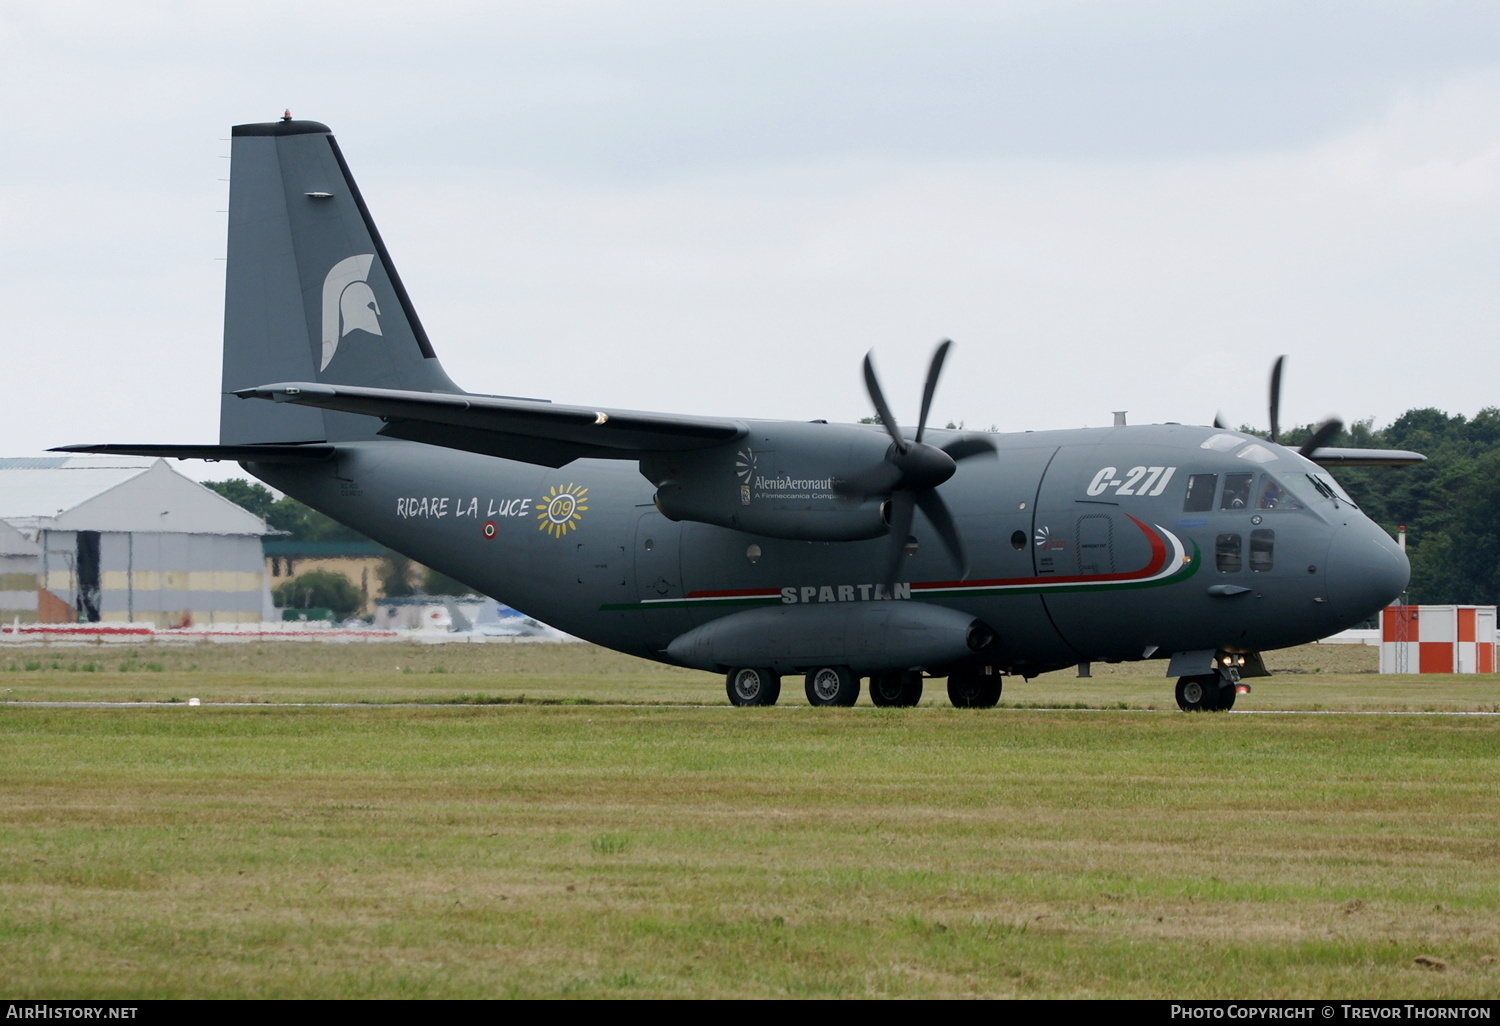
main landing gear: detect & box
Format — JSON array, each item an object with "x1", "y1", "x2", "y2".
[
  {"x1": 805, "y1": 665, "x2": 861, "y2": 707},
  {"x1": 1174, "y1": 673, "x2": 1237, "y2": 712},
  {"x1": 725, "y1": 666, "x2": 781, "y2": 707},
  {"x1": 724, "y1": 666, "x2": 1002, "y2": 708},
  {"x1": 869, "y1": 670, "x2": 924, "y2": 708}
]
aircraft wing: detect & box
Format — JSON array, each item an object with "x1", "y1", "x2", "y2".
[
  {"x1": 1305, "y1": 447, "x2": 1425, "y2": 468},
  {"x1": 234, "y1": 382, "x2": 747, "y2": 468},
  {"x1": 50, "y1": 443, "x2": 337, "y2": 463}
]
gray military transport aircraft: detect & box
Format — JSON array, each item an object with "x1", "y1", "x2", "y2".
[{"x1": 60, "y1": 114, "x2": 1424, "y2": 711}]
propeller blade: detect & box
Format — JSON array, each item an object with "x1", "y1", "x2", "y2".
[
  {"x1": 915, "y1": 489, "x2": 968, "y2": 580},
  {"x1": 858, "y1": 342, "x2": 973, "y2": 585},
  {"x1": 914, "y1": 339, "x2": 951, "y2": 445},
  {"x1": 1213, "y1": 412, "x2": 1226, "y2": 430},
  {"x1": 941, "y1": 434, "x2": 998, "y2": 462},
  {"x1": 862, "y1": 353, "x2": 906, "y2": 453},
  {"x1": 834, "y1": 459, "x2": 903, "y2": 500},
  {"x1": 1268, "y1": 355, "x2": 1285, "y2": 443},
  {"x1": 1297, "y1": 418, "x2": 1344, "y2": 459},
  {"x1": 883, "y1": 491, "x2": 916, "y2": 586}
]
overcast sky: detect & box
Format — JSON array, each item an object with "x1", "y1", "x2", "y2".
[{"x1": 4, "y1": 1, "x2": 1500, "y2": 481}]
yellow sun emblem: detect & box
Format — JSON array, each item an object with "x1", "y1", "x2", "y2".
[{"x1": 538, "y1": 483, "x2": 589, "y2": 538}]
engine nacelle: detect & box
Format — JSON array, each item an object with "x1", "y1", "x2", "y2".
[{"x1": 641, "y1": 421, "x2": 894, "y2": 541}]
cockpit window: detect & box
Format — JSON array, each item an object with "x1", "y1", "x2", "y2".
[
  {"x1": 1220, "y1": 473, "x2": 1254, "y2": 510},
  {"x1": 1256, "y1": 476, "x2": 1302, "y2": 510},
  {"x1": 1318, "y1": 472, "x2": 1358, "y2": 508},
  {"x1": 1284, "y1": 472, "x2": 1359, "y2": 511},
  {"x1": 1236, "y1": 443, "x2": 1277, "y2": 464},
  {"x1": 1183, "y1": 473, "x2": 1217, "y2": 512}
]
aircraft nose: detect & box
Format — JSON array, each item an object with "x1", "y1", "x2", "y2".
[{"x1": 1324, "y1": 521, "x2": 1409, "y2": 626}]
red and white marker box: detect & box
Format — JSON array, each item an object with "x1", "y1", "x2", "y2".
[{"x1": 1379, "y1": 605, "x2": 1496, "y2": 674}]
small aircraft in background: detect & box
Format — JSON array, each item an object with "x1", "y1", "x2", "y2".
[{"x1": 62, "y1": 115, "x2": 1422, "y2": 711}]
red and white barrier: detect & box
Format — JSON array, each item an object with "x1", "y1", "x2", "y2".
[{"x1": 1379, "y1": 605, "x2": 1496, "y2": 674}]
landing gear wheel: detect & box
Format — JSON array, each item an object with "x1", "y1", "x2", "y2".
[
  {"x1": 1175, "y1": 674, "x2": 1220, "y2": 712},
  {"x1": 1216, "y1": 682, "x2": 1237, "y2": 712},
  {"x1": 805, "y1": 665, "x2": 860, "y2": 707},
  {"x1": 947, "y1": 672, "x2": 1001, "y2": 708},
  {"x1": 869, "y1": 671, "x2": 924, "y2": 708},
  {"x1": 726, "y1": 667, "x2": 781, "y2": 707}
]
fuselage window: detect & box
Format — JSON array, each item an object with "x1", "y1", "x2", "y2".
[
  {"x1": 1221, "y1": 473, "x2": 1254, "y2": 510},
  {"x1": 1216, "y1": 533, "x2": 1242, "y2": 573},
  {"x1": 1183, "y1": 473, "x2": 1218, "y2": 512},
  {"x1": 1256, "y1": 476, "x2": 1301, "y2": 510},
  {"x1": 1250, "y1": 529, "x2": 1274, "y2": 572}
]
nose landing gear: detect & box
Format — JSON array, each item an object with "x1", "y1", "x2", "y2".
[
  {"x1": 1175, "y1": 672, "x2": 1237, "y2": 712},
  {"x1": 946, "y1": 671, "x2": 1002, "y2": 708}
]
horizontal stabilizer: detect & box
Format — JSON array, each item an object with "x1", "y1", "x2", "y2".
[
  {"x1": 50, "y1": 443, "x2": 336, "y2": 464},
  {"x1": 235, "y1": 382, "x2": 746, "y2": 467},
  {"x1": 1305, "y1": 447, "x2": 1425, "y2": 468}
]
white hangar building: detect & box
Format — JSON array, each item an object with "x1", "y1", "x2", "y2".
[
  {"x1": 0, "y1": 518, "x2": 41, "y2": 623},
  {"x1": 0, "y1": 456, "x2": 270, "y2": 627}
]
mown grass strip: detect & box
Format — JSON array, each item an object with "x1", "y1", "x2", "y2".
[{"x1": 2, "y1": 702, "x2": 1497, "y2": 998}]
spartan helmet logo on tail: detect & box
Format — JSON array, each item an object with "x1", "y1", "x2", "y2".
[
  {"x1": 321, "y1": 253, "x2": 383, "y2": 370},
  {"x1": 216, "y1": 117, "x2": 460, "y2": 445}
]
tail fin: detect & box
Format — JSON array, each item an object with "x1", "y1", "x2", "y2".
[{"x1": 220, "y1": 116, "x2": 461, "y2": 445}]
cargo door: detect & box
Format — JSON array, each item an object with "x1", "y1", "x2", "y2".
[{"x1": 949, "y1": 444, "x2": 1077, "y2": 672}]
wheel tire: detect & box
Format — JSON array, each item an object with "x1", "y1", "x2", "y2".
[
  {"x1": 726, "y1": 667, "x2": 780, "y2": 707},
  {"x1": 870, "y1": 671, "x2": 924, "y2": 708},
  {"x1": 947, "y1": 672, "x2": 1001, "y2": 708},
  {"x1": 1215, "y1": 683, "x2": 1237, "y2": 712},
  {"x1": 805, "y1": 665, "x2": 859, "y2": 707},
  {"x1": 1175, "y1": 674, "x2": 1219, "y2": 712}
]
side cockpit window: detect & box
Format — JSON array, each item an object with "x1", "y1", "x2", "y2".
[
  {"x1": 1183, "y1": 473, "x2": 1217, "y2": 512},
  {"x1": 1256, "y1": 476, "x2": 1301, "y2": 511},
  {"x1": 1220, "y1": 473, "x2": 1254, "y2": 510}
]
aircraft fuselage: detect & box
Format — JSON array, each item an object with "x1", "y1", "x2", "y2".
[{"x1": 251, "y1": 419, "x2": 1407, "y2": 679}]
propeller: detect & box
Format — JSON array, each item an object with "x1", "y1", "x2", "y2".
[
  {"x1": 836, "y1": 340, "x2": 996, "y2": 584},
  {"x1": 1259, "y1": 355, "x2": 1342, "y2": 457},
  {"x1": 1297, "y1": 417, "x2": 1344, "y2": 459},
  {"x1": 1268, "y1": 355, "x2": 1284, "y2": 443}
]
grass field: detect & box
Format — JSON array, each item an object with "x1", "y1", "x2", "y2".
[
  {"x1": 2, "y1": 641, "x2": 1498, "y2": 998},
  {"x1": 1, "y1": 637, "x2": 1495, "y2": 711}
]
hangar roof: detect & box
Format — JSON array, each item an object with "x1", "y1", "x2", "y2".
[
  {"x1": 0, "y1": 517, "x2": 39, "y2": 556},
  {"x1": 0, "y1": 457, "x2": 268, "y2": 536}
]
